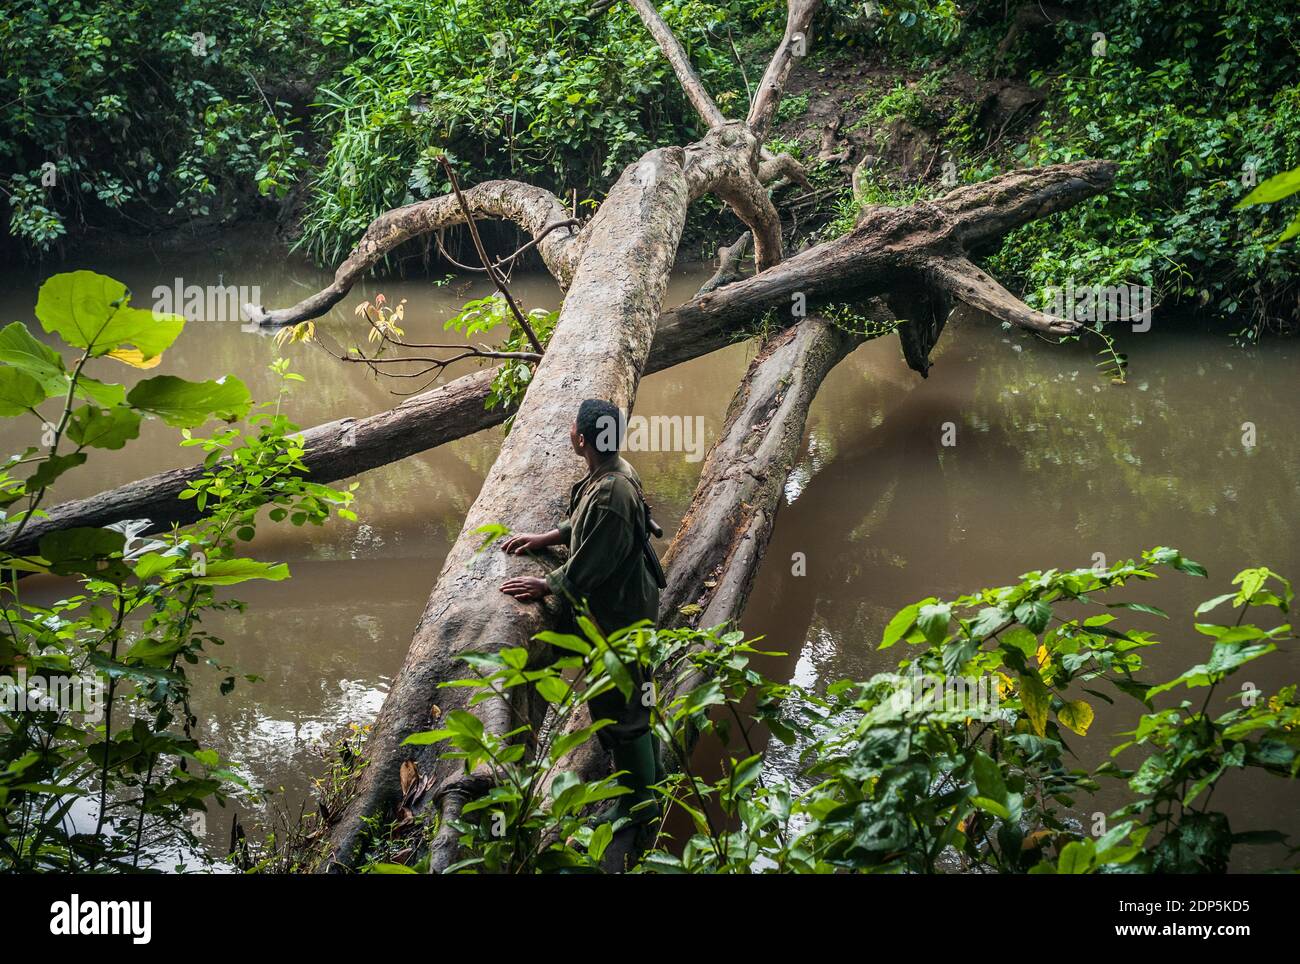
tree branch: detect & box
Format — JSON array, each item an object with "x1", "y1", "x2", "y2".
[
  {"x1": 747, "y1": 0, "x2": 825, "y2": 142},
  {"x1": 627, "y1": 0, "x2": 727, "y2": 129},
  {"x1": 926, "y1": 256, "x2": 1078, "y2": 336},
  {"x1": 244, "y1": 180, "x2": 586, "y2": 327}
]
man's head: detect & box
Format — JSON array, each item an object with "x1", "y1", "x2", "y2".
[{"x1": 572, "y1": 398, "x2": 623, "y2": 462}]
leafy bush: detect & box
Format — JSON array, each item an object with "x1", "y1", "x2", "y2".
[
  {"x1": 297, "y1": 0, "x2": 778, "y2": 263},
  {"x1": 833, "y1": 0, "x2": 1300, "y2": 336},
  {"x1": 0, "y1": 271, "x2": 355, "y2": 871},
  {"x1": 408, "y1": 548, "x2": 1296, "y2": 873},
  {"x1": 0, "y1": 0, "x2": 314, "y2": 251}
]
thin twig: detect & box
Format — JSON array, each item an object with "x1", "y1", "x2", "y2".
[{"x1": 438, "y1": 155, "x2": 546, "y2": 355}]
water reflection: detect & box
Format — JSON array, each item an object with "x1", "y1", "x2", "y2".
[{"x1": 2, "y1": 244, "x2": 1295, "y2": 868}]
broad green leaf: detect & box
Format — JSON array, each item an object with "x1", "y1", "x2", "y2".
[
  {"x1": 1057, "y1": 840, "x2": 1095, "y2": 874},
  {"x1": 1194, "y1": 593, "x2": 1236, "y2": 616},
  {"x1": 534, "y1": 675, "x2": 570, "y2": 704},
  {"x1": 972, "y1": 750, "x2": 1009, "y2": 805},
  {"x1": 1234, "y1": 165, "x2": 1300, "y2": 208},
  {"x1": 588, "y1": 822, "x2": 614, "y2": 863},
  {"x1": 602, "y1": 648, "x2": 634, "y2": 699},
  {"x1": 968, "y1": 606, "x2": 1008, "y2": 639},
  {"x1": 1000, "y1": 626, "x2": 1038, "y2": 657},
  {"x1": 125, "y1": 636, "x2": 187, "y2": 662},
  {"x1": 24, "y1": 452, "x2": 87, "y2": 492},
  {"x1": 0, "y1": 366, "x2": 48, "y2": 415},
  {"x1": 728, "y1": 754, "x2": 764, "y2": 797},
  {"x1": 187, "y1": 558, "x2": 290, "y2": 585},
  {"x1": 132, "y1": 551, "x2": 178, "y2": 580},
  {"x1": 1193, "y1": 623, "x2": 1267, "y2": 643},
  {"x1": 534, "y1": 629, "x2": 591, "y2": 655},
  {"x1": 917, "y1": 602, "x2": 951, "y2": 645},
  {"x1": 971, "y1": 796, "x2": 1011, "y2": 820},
  {"x1": 1014, "y1": 599, "x2": 1052, "y2": 634},
  {"x1": 127, "y1": 374, "x2": 251, "y2": 427},
  {"x1": 880, "y1": 601, "x2": 920, "y2": 649},
  {"x1": 66, "y1": 404, "x2": 141, "y2": 450},
  {"x1": 0, "y1": 322, "x2": 67, "y2": 396},
  {"x1": 39, "y1": 526, "x2": 126, "y2": 565},
  {"x1": 35, "y1": 270, "x2": 183, "y2": 358},
  {"x1": 402, "y1": 729, "x2": 452, "y2": 746}
]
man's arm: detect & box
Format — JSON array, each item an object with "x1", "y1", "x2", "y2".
[
  {"x1": 500, "y1": 527, "x2": 567, "y2": 555},
  {"x1": 544, "y1": 506, "x2": 634, "y2": 605}
]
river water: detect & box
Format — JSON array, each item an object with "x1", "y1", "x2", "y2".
[{"x1": 3, "y1": 236, "x2": 1296, "y2": 870}]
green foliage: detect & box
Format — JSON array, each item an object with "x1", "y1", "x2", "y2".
[
  {"x1": 0, "y1": 272, "x2": 355, "y2": 871},
  {"x1": 464, "y1": 299, "x2": 559, "y2": 419},
  {"x1": 0, "y1": 0, "x2": 313, "y2": 250},
  {"x1": 774, "y1": 93, "x2": 810, "y2": 124},
  {"x1": 408, "y1": 549, "x2": 1296, "y2": 873},
  {"x1": 1236, "y1": 163, "x2": 1300, "y2": 243},
  {"x1": 297, "y1": 0, "x2": 777, "y2": 263},
  {"x1": 819, "y1": 1, "x2": 1299, "y2": 337},
  {"x1": 983, "y1": 1, "x2": 1298, "y2": 337}
]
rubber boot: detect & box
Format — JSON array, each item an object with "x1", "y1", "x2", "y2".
[
  {"x1": 649, "y1": 733, "x2": 666, "y2": 785},
  {"x1": 605, "y1": 732, "x2": 660, "y2": 826}
]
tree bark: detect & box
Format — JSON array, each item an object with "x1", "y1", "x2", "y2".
[
  {"x1": 537, "y1": 309, "x2": 881, "y2": 873},
  {"x1": 322, "y1": 135, "x2": 761, "y2": 869},
  {"x1": 3, "y1": 159, "x2": 1113, "y2": 558},
  {"x1": 243, "y1": 180, "x2": 588, "y2": 326}
]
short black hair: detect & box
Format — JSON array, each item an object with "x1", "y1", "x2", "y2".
[{"x1": 576, "y1": 398, "x2": 623, "y2": 456}]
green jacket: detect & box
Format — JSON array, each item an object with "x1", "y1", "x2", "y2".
[{"x1": 545, "y1": 456, "x2": 660, "y2": 636}]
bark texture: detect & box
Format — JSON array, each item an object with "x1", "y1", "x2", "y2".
[
  {"x1": 5, "y1": 161, "x2": 1114, "y2": 559},
  {"x1": 243, "y1": 180, "x2": 587, "y2": 326}
]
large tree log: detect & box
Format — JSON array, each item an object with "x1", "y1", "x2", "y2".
[
  {"x1": 2, "y1": 160, "x2": 1114, "y2": 558},
  {"x1": 536, "y1": 309, "x2": 877, "y2": 872},
  {"x1": 323, "y1": 135, "x2": 769, "y2": 869}
]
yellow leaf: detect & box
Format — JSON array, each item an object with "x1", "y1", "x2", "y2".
[
  {"x1": 1018, "y1": 672, "x2": 1050, "y2": 736},
  {"x1": 1035, "y1": 643, "x2": 1049, "y2": 668},
  {"x1": 1058, "y1": 699, "x2": 1095, "y2": 736},
  {"x1": 107, "y1": 348, "x2": 162, "y2": 368}
]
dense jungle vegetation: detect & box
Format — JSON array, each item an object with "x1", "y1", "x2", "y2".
[
  {"x1": 1, "y1": 0, "x2": 1297, "y2": 879},
  {"x1": 2, "y1": 1, "x2": 1297, "y2": 333}
]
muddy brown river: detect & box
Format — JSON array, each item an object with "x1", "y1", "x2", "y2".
[{"x1": 3, "y1": 236, "x2": 1296, "y2": 870}]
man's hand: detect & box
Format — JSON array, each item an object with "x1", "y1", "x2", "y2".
[
  {"x1": 501, "y1": 530, "x2": 561, "y2": 555},
  {"x1": 499, "y1": 575, "x2": 550, "y2": 602}
]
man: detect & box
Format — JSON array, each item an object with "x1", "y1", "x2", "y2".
[{"x1": 499, "y1": 398, "x2": 663, "y2": 827}]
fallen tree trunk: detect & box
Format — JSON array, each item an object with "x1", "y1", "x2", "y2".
[
  {"x1": 655, "y1": 314, "x2": 882, "y2": 631},
  {"x1": 5, "y1": 159, "x2": 1113, "y2": 557},
  {"x1": 534, "y1": 307, "x2": 888, "y2": 873},
  {"x1": 323, "y1": 124, "x2": 788, "y2": 868}
]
